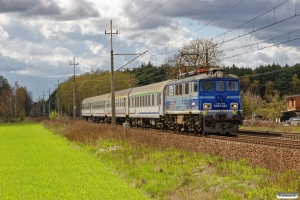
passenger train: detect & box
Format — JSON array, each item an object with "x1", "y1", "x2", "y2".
[{"x1": 81, "y1": 68, "x2": 243, "y2": 134}]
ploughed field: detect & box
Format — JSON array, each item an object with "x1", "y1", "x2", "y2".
[{"x1": 0, "y1": 123, "x2": 148, "y2": 199}]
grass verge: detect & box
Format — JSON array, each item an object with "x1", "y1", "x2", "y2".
[
  {"x1": 0, "y1": 123, "x2": 149, "y2": 199},
  {"x1": 42, "y1": 120, "x2": 300, "y2": 200}
]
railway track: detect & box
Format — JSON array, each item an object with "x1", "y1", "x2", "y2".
[
  {"x1": 207, "y1": 130, "x2": 300, "y2": 150},
  {"x1": 88, "y1": 121, "x2": 300, "y2": 150},
  {"x1": 133, "y1": 126, "x2": 300, "y2": 150},
  {"x1": 237, "y1": 129, "x2": 300, "y2": 139}
]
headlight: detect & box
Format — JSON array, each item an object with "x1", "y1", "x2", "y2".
[
  {"x1": 230, "y1": 103, "x2": 238, "y2": 109},
  {"x1": 216, "y1": 71, "x2": 223, "y2": 78},
  {"x1": 203, "y1": 103, "x2": 212, "y2": 110}
]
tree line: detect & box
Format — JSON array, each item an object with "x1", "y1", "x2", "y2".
[
  {"x1": 1, "y1": 38, "x2": 299, "y2": 122},
  {"x1": 0, "y1": 76, "x2": 32, "y2": 122}
]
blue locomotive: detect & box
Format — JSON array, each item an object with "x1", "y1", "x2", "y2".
[
  {"x1": 82, "y1": 68, "x2": 243, "y2": 134},
  {"x1": 165, "y1": 68, "x2": 242, "y2": 134}
]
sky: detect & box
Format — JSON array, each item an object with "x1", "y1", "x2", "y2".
[{"x1": 0, "y1": 0, "x2": 300, "y2": 100}]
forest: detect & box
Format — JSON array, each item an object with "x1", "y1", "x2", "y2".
[
  {"x1": 1, "y1": 37, "x2": 300, "y2": 122},
  {"x1": 31, "y1": 62, "x2": 300, "y2": 121},
  {"x1": 0, "y1": 77, "x2": 32, "y2": 122},
  {"x1": 1, "y1": 62, "x2": 299, "y2": 123}
]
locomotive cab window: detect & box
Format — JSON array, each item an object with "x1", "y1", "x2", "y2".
[
  {"x1": 226, "y1": 81, "x2": 239, "y2": 91},
  {"x1": 193, "y1": 82, "x2": 198, "y2": 93},
  {"x1": 200, "y1": 81, "x2": 214, "y2": 91}
]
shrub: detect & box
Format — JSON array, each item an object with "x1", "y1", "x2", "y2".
[
  {"x1": 49, "y1": 111, "x2": 59, "y2": 120},
  {"x1": 17, "y1": 108, "x2": 26, "y2": 122}
]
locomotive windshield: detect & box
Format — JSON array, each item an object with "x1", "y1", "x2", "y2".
[
  {"x1": 226, "y1": 81, "x2": 239, "y2": 91},
  {"x1": 200, "y1": 80, "x2": 239, "y2": 92},
  {"x1": 200, "y1": 81, "x2": 214, "y2": 91}
]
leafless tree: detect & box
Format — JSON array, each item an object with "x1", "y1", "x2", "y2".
[{"x1": 166, "y1": 38, "x2": 225, "y2": 79}]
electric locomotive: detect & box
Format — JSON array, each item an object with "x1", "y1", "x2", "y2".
[
  {"x1": 82, "y1": 68, "x2": 242, "y2": 134},
  {"x1": 165, "y1": 68, "x2": 242, "y2": 134}
]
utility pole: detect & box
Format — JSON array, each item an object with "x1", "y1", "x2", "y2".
[
  {"x1": 42, "y1": 92, "x2": 45, "y2": 117},
  {"x1": 55, "y1": 80, "x2": 60, "y2": 116},
  {"x1": 205, "y1": 48, "x2": 209, "y2": 68},
  {"x1": 48, "y1": 88, "x2": 51, "y2": 117},
  {"x1": 105, "y1": 20, "x2": 118, "y2": 126},
  {"x1": 35, "y1": 98, "x2": 38, "y2": 117},
  {"x1": 38, "y1": 96, "x2": 41, "y2": 117},
  {"x1": 129, "y1": 76, "x2": 131, "y2": 88},
  {"x1": 70, "y1": 57, "x2": 78, "y2": 120}
]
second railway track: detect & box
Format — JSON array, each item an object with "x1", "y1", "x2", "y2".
[{"x1": 208, "y1": 130, "x2": 300, "y2": 150}]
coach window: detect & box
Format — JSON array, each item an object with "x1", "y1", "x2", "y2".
[
  {"x1": 158, "y1": 93, "x2": 161, "y2": 105},
  {"x1": 179, "y1": 84, "x2": 182, "y2": 95},
  {"x1": 152, "y1": 94, "x2": 154, "y2": 106},
  {"x1": 147, "y1": 95, "x2": 150, "y2": 106},
  {"x1": 185, "y1": 83, "x2": 189, "y2": 94},
  {"x1": 175, "y1": 85, "x2": 179, "y2": 95},
  {"x1": 216, "y1": 81, "x2": 224, "y2": 91},
  {"x1": 168, "y1": 85, "x2": 174, "y2": 96},
  {"x1": 226, "y1": 81, "x2": 239, "y2": 91}
]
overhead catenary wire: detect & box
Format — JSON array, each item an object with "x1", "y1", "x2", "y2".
[
  {"x1": 211, "y1": 0, "x2": 290, "y2": 41},
  {"x1": 223, "y1": 28, "x2": 300, "y2": 52},
  {"x1": 119, "y1": 0, "x2": 171, "y2": 30},
  {"x1": 146, "y1": 0, "x2": 298, "y2": 64},
  {"x1": 223, "y1": 36, "x2": 300, "y2": 60},
  {"x1": 65, "y1": 0, "x2": 300, "y2": 94},
  {"x1": 147, "y1": 0, "x2": 246, "y2": 55},
  {"x1": 218, "y1": 12, "x2": 300, "y2": 45},
  {"x1": 113, "y1": 0, "x2": 154, "y2": 29}
]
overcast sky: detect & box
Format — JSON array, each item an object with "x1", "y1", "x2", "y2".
[{"x1": 0, "y1": 0, "x2": 300, "y2": 100}]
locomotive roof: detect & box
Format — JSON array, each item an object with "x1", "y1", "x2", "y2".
[
  {"x1": 129, "y1": 80, "x2": 170, "y2": 97},
  {"x1": 167, "y1": 72, "x2": 238, "y2": 85}
]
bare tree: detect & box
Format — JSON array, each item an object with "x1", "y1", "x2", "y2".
[{"x1": 166, "y1": 38, "x2": 224, "y2": 79}]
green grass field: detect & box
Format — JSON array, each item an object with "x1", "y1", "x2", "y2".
[
  {"x1": 43, "y1": 120, "x2": 300, "y2": 200},
  {"x1": 0, "y1": 123, "x2": 149, "y2": 199}
]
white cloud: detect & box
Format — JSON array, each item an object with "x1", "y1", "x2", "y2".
[
  {"x1": 0, "y1": 26, "x2": 9, "y2": 40},
  {"x1": 0, "y1": 0, "x2": 300, "y2": 99}
]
